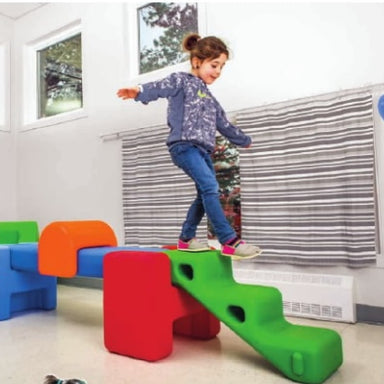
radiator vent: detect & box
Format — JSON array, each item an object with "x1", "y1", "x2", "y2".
[{"x1": 233, "y1": 268, "x2": 356, "y2": 323}]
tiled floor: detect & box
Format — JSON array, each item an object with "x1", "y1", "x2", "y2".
[{"x1": 0, "y1": 285, "x2": 383, "y2": 384}]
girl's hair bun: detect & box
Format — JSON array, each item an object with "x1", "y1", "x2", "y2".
[
  {"x1": 183, "y1": 34, "x2": 229, "y2": 62},
  {"x1": 183, "y1": 33, "x2": 201, "y2": 52}
]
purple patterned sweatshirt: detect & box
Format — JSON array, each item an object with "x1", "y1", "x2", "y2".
[{"x1": 135, "y1": 72, "x2": 252, "y2": 153}]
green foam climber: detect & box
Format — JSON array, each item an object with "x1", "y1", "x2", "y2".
[
  {"x1": 0, "y1": 221, "x2": 39, "y2": 244},
  {"x1": 164, "y1": 249, "x2": 343, "y2": 384}
]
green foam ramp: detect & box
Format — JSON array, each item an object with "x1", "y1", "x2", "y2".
[{"x1": 165, "y1": 249, "x2": 343, "y2": 384}]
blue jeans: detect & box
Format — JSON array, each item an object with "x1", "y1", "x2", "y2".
[{"x1": 169, "y1": 142, "x2": 236, "y2": 244}]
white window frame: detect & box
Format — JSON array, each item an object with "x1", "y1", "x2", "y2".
[
  {"x1": 22, "y1": 20, "x2": 87, "y2": 131},
  {"x1": 0, "y1": 41, "x2": 10, "y2": 131},
  {"x1": 125, "y1": 2, "x2": 207, "y2": 83}
]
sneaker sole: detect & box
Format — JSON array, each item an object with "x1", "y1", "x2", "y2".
[
  {"x1": 178, "y1": 247, "x2": 212, "y2": 252},
  {"x1": 221, "y1": 249, "x2": 262, "y2": 260}
]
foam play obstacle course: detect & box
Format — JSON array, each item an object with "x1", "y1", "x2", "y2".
[
  {"x1": 104, "y1": 249, "x2": 342, "y2": 384},
  {"x1": 0, "y1": 219, "x2": 343, "y2": 383}
]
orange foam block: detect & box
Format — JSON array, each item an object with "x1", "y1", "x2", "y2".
[{"x1": 38, "y1": 220, "x2": 117, "y2": 277}]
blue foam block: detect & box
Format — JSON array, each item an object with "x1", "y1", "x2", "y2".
[
  {"x1": 0, "y1": 245, "x2": 57, "y2": 320},
  {"x1": 77, "y1": 246, "x2": 163, "y2": 277},
  {"x1": 10, "y1": 243, "x2": 39, "y2": 272}
]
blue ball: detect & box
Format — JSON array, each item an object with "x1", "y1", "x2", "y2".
[{"x1": 378, "y1": 95, "x2": 384, "y2": 120}]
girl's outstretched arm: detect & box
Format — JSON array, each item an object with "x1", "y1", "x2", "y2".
[{"x1": 118, "y1": 72, "x2": 184, "y2": 105}]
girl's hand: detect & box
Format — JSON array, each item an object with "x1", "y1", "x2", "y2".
[{"x1": 117, "y1": 87, "x2": 140, "y2": 100}]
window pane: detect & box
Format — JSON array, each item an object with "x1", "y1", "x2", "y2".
[
  {"x1": 37, "y1": 33, "x2": 82, "y2": 118},
  {"x1": 0, "y1": 45, "x2": 5, "y2": 126},
  {"x1": 138, "y1": 2, "x2": 198, "y2": 74}
]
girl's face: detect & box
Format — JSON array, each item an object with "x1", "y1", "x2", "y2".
[{"x1": 192, "y1": 53, "x2": 228, "y2": 85}]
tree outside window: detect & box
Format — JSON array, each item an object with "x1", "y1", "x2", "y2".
[
  {"x1": 37, "y1": 33, "x2": 82, "y2": 118},
  {"x1": 138, "y1": 2, "x2": 198, "y2": 74},
  {"x1": 209, "y1": 136, "x2": 242, "y2": 240}
]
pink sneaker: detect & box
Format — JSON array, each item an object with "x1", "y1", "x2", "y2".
[
  {"x1": 221, "y1": 240, "x2": 262, "y2": 260},
  {"x1": 178, "y1": 238, "x2": 211, "y2": 252}
]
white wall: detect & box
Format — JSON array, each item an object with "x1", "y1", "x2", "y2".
[
  {"x1": 10, "y1": 2, "x2": 384, "y2": 308},
  {"x1": 208, "y1": 2, "x2": 384, "y2": 111},
  {"x1": 13, "y1": 3, "x2": 126, "y2": 234},
  {"x1": 0, "y1": 14, "x2": 17, "y2": 219}
]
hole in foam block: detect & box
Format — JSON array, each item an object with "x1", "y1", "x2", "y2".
[
  {"x1": 228, "y1": 305, "x2": 246, "y2": 323},
  {"x1": 179, "y1": 264, "x2": 194, "y2": 280}
]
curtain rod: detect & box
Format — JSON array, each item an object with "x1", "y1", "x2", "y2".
[
  {"x1": 99, "y1": 131, "x2": 127, "y2": 142},
  {"x1": 99, "y1": 123, "x2": 167, "y2": 142}
]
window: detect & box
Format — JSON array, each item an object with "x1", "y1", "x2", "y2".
[
  {"x1": 0, "y1": 42, "x2": 8, "y2": 130},
  {"x1": 126, "y1": 2, "x2": 205, "y2": 78},
  {"x1": 23, "y1": 21, "x2": 85, "y2": 129},
  {"x1": 137, "y1": 2, "x2": 198, "y2": 75},
  {"x1": 37, "y1": 33, "x2": 82, "y2": 118},
  {"x1": 0, "y1": 44, "x2": 4, "y2": 127}
]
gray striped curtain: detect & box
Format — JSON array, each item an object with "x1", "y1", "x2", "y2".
[
  {"x1": 237, "y1": 92, "x2": 377, "y2": 267},
  {"x1": 122, "y1": 124, "x2": 206, "y2": 246}
]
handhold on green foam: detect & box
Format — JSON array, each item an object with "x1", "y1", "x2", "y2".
[
  {"x1": 292, "y1": 352, "x2": 305, "y2": 376},
  {"x1": 164, "y1": 249, "x2": 343, "y2": 384}
]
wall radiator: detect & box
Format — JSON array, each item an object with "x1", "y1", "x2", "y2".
[{"x1": 233, "y1": 268, "x2": 356, "y2": 323}]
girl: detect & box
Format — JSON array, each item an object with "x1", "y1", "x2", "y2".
[{"x1": 117, "y1": 34, "x2": 261, "y2": 260}]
